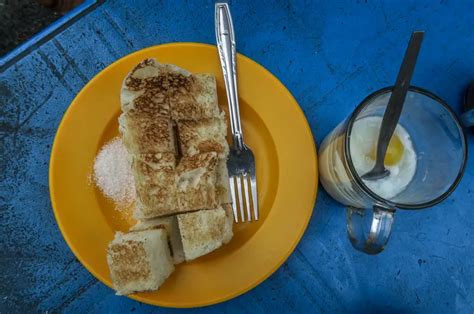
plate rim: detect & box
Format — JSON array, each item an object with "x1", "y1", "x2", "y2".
[{"x1": 49, "y1": 42, "x2": 318, "y2": 308}]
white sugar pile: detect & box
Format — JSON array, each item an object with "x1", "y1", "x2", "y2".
[{"x1": 93, "y1": 137, "x2": 135, "y2": 209}]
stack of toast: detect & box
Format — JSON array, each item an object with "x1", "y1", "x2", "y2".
[{"x1": 107, "y1": 59, "x2": 233, "y2": 295}]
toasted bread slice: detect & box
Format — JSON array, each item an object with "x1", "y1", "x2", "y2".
[
  {"x1": 176, "y1": 152, "x2": 219, "y2": 211},
  {"x1": 216, "y1": 158, "x2": 231, "y2": 204},
  {"x1": 131, "y1": 217, "x2": 185, "y2": 264},
  {"x1": 107, "y1": 229, "x2": 174, "y2": 295},
  {"x1": 137, "y1": 152, "x2": 176, "y2": 168},
  {"x1": 121, "y1": 58, "x2": 222, "y2": 117},
  {"x1": 121, "y1": 58, "x2": 176, "y2": 118},
  {"x1": 176, "y1": 114, "x2": 229, "y2": 159},
  {"x1": 119, "y1": 59, "x2": 193, "y2": 158},
  {"x1": 120, "y1": 113, "x2": 176, "y2": 156},
  {"x1": 221, "y1": 204, "x2": 234, "y2": 244},
  {"x1": 170, "y1": 73, "x2": 220, "y2": 121},
  {"x1": 121, "y1": 59, "x2": 219, "y2": 121},
  {"x1": 177, "y1": 206, "x2": 233, "y2": 261},
  {"x1": 132, "y1": 160, "x2": 180, "y2": 218}
]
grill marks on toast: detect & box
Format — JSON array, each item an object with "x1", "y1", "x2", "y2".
[
  {"x1": 107, "y1": 230, "x2": 174, "y2": 295},
  {"x1": 120, "y1": 59, "x2": 228, "y2": 218},
  {"x1": 176, "y1": 152, "x2": 219, "y2": 211}
]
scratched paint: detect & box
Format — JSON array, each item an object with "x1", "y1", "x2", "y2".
[{"x1": 1, "y1": 0, "x2": 474, "y2": 312}]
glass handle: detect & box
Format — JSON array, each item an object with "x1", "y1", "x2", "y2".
[{"x1": 346, "y1": 205, "x2": 396, "y2": 255}]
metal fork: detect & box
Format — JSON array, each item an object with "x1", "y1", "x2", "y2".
[{"x1": 215, "y1": 3, "x2": 259, "y2": 222}]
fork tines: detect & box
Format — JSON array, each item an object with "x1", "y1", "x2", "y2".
[{"x1": 229, "y1": 172, "x2": 258, "y2": 222}]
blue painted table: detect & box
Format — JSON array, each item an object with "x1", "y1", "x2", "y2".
[{"x1": 1, "y1": 1, "x2": 473, "y2": 312}]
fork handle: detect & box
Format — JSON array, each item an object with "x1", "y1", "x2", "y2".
[{"x1": 215, "y1": 3, "x2": 244, "y2": 150}]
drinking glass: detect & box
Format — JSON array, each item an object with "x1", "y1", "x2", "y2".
[{"x1": 319, "y1": 87, "x2": 467, "y2": 254}]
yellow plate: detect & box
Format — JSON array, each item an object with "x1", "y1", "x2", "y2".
[{"x1": 49, "y1": 43, "x2": 318, "y2": 308}]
